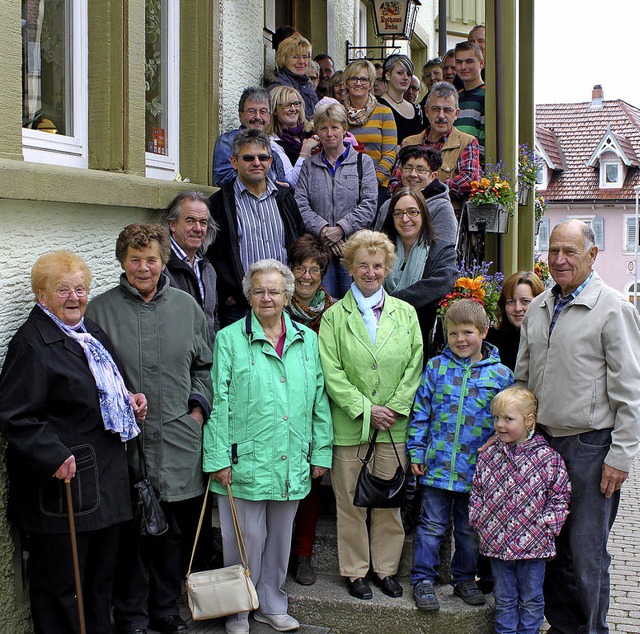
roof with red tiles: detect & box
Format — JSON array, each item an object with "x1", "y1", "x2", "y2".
[{"x1": 535, "y1": 98, "x2": 640, "y2": 201}]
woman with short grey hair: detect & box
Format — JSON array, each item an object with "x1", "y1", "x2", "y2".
[{"x1": 204, "y1": 258, "x2": 333, "y2": 634}]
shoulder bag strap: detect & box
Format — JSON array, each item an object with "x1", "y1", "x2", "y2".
[{"x1": 356, "y1": 428, "x2": 403, "y2": 469}]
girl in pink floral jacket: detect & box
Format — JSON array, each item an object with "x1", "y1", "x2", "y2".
[{"x1": 469, "y1": 386, "x2": 571, "y2": 634}]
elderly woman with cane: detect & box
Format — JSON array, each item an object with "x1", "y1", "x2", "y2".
[{"x1": 0, "y1": 251, "x2": 146, "y2": 634}]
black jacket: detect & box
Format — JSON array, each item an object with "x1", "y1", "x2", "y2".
[
  {"x1": 165, "y1": 249, "x2": 218, "y2": 344},
  {"x1": 0, "y1": 306, "x2": 131, "y2": 533},
  {"x1": 207, "y1": 179, "x2": 305, "y2": 326}
]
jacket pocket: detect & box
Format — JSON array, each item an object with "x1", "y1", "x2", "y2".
[
  {"x1": 161, "y1": 414, "x2": 203, "y2": 486},
  {"x1": 39, "y1": 444, "x2": 100, "y2": 517},
  {"x1": 231, "y1": 440, "x2": 255, "y2": 485}
]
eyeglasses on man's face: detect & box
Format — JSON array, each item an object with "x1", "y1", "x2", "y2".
[
  {"x1": 238, "y1": 154, "x2": 272, "y2": 163},
  {"x1": 402, "y1": 164, "x2": 430, "y2": 175},
  {"x1": 242, "y1": 108, "x2": 270, "y2": 117}
]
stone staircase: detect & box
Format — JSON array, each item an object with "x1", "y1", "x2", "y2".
[{"x1": 212, "y1": 502, "x2": 495, "y2": 634}]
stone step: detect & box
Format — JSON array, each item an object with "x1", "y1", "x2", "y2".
[{"x1": 286, "y1": 572, "x2": 495, "y2": 634}]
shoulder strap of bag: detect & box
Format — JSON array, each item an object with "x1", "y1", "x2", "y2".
[
  {"x1": 187, "y1": 477, "x2": 251, "y2": 577},
  {"x1": 357, "y1": 428, "x2": 403, "y2": 468},
  {"x1": 136, "y1": 434, "x2": 148, "y2": 479},
  {"x1": 357, "y1": 150, "x2": 363, "y2": 198}
]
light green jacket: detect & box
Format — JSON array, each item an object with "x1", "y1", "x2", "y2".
[
  {"x1": 318, "y1": 290, "x2": 423, "y2": 446},
  {"x1": 203, "y1": 311, "x2": 333, "y2": 501}
]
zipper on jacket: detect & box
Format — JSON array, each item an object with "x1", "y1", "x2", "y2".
[{"x1": 449, "y1": 362, "x2": 472, "y2": 489}]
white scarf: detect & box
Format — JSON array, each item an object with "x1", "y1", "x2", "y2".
[{"x1": 350, "y1": 283, "x2": 384, "y2": 346}]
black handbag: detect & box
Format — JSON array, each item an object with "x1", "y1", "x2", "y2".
[
  {"x1": 353, "y1": 429, "x2": 407, "y2": 509},
  {"x1": 132, "y1": 436, "x2": 168, "y2": 537}
]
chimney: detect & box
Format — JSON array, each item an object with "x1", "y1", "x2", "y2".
[{"x1": 591, "y1": 84, "x2": 604, "y2": 108}]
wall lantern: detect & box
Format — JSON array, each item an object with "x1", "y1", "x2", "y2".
[{"x1": 371, "y1": 0, "x2": 421, "y2": 40}]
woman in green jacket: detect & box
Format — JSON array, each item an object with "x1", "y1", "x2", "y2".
[
  {"x1": 203, "y1": 259, "x2": 333, "y2": 634},
  {"x1": 318, "y1": 230, "x2": 423, "y2": 601}
]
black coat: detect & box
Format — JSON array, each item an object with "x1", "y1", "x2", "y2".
[
  {"x1": 207, "y1": 179, "x2": 305, "y2": 324},
  {"x1": 0, "y1": 306, "x2": 131, "y2": 533}
]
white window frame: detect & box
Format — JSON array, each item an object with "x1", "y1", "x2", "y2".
[
  {"x1": 624, "y1": 214, "x2": 639, "y2": 254},
  {"x1": 563, "y1": 214, "x2": 605, "y2": 250},
  {"x1": 145, "y1": 0, "x2": 180, "y2": 180},
  {"x1": 535, "y1": 217, "x2": 550, "y2": 251},
  {"x1": 22, "y1": 0, "x2": 88, "y2": 168},
  {"x1": 358, "y1": 1, "x2": 368, "y2": 48},
  {"x1": 599, "y1": 158, "x2": 625, "y2": 189}
]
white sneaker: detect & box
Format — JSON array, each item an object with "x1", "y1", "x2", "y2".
[
  {"x1": 253, "y1": 612, "x2": 300, "y2": 631},
  {"x1": 225, "y1": 614, "x2": 250, "y2": 634}
]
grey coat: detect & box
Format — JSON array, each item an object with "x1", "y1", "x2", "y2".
[
  {"x1": 294, "y1": 146, "x2": 378, "y2": 237},
  {"x1": 86, "y1": 274, "x2": 213, "y2": 502}
]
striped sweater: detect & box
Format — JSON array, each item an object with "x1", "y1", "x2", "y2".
[
  {"x1": 456, "y1": 84, "x2": 485, "y2": 164},
  {"x1": 349, "y1": 103, "x2": 398, "y2": 187}
]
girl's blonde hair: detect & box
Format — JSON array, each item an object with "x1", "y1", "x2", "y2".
[{"x1": 491, "y1": 386, "x2": 538, "y2": 432}]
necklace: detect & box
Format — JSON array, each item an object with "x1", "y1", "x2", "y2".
[
  {"x1": 387, "y1": 93, "x2": 405, "y2": 105},
  {"x1": 264, "y1": 329, "x2": 283, "y2": 345}
]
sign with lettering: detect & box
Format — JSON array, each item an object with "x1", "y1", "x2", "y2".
[{"x1": 373, "y1": 0, "x2": 413, "y2": 37}]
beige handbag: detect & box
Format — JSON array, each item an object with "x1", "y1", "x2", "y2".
[{"x1": 186, "y1": 478, "x2": 259, "y2": 620}]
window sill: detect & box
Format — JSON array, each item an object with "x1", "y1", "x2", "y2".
[{"x1": 0, "y1": 159, "x2": 214, "y2": 209}]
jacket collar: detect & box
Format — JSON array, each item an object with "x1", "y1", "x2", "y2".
[
  {"x1": 118, "y1": 272, "x2": 169, "y2": 302},
  {"x1": 245, "y1": 310, "x2": 303, "y2": 346},
  {"x1": 539, "y1": 271, "x2": 602, "y2": 311}
]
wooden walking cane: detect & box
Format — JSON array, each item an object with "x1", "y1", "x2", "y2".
[{"x1": 65, "y1": 480, "x2": 87, "y2": 634}]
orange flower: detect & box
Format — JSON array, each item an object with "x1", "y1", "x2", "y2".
[{"x1": 480, "y1": 177, "x2": 490, "y2": 188}]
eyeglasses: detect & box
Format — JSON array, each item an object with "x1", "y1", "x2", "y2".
[
  {"x1": 282, "y1": 101, "x2": 302, "y2": 109},
  {"x1": 242, "y1": 108, "x2": 270, "y2": 117},
  {"x1": 53, "y1": 287, "x2": 88, "y2": 298},
  {"x1": 250, "y1": 288, "x2": 285, "y2": 297},
  {"x1": 238, "y1": 154, "x2": 272, "y2": 163},
  {"x1": 290, "y1": 55, "x2": 311, "y2": 61},
  {"x1": 348, "y1": 76, "x2": 371, "y2": 86},
  {"x1": 402, "y1": 165, "x2": 430, "y2": 175},
  {"x1": 292, "y1": 265, "x2": 322, "y2": 277},
  {"x1": 392, "y1": 209, "x2": 421, "y2": 219},
  {"x1": 427, "y1": 105, "x2": 456, "y2": 115}
]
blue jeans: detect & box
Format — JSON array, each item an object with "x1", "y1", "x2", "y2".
[
  {"x1": 410, "y1": 486, "x2": 479, "y2": 586},
  {"x1": 542, "y1": 428, "x2": 619, "y2": 634},
  {"x1": 322, "y1": 258, "x2": 352, "y2": 299},
  {"x1": 491, "y1": 558, "x2": 546, "y2": 634}
]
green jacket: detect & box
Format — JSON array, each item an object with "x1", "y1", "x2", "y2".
[
  {"x1": 86, "y1": 274, "x2": 213, "y2": 502},
  {"x1": 318, "y1": 290, "x2": 423, "y2": 446},
  {"x1": 203, "y1": 311, "x2": 333, "y2": 501}
]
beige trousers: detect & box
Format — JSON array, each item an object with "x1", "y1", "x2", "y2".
[{"x1": 331, "y1": 442, "x2": 408, "y2": 578}]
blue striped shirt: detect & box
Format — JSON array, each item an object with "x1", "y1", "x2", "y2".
[
  {"x1": 170, "y1": 237, "x2": 205, "y2": 303},
  {"x1": 549, "y1": 272, "x2": 593, "y2": 335},
  {"x1": 234, "y1": 177, "x2": 287, "y2": 272}
]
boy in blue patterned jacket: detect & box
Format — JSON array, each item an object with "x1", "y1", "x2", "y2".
[{"x1": 407, "y1": 299, "x2": 513, "y2": 611}]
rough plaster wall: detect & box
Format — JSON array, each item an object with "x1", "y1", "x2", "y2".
[
  {"x1": 415, "y1": 1, "x2": 437, "y2": 54},
  {"x1": 333, "y1": 0, "x2": 358, "y2": 69},
  {"x1": 0, "y1": 199, "x2": 154, "y2": 631},
  {"x1": 219, "y1": 0, "x2": 266, "y2": 133}
]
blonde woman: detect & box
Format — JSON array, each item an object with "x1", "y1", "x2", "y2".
[
  {"x1": 267, "y1": 34, "x2": 318, "y2": 118},
  {"x1": 267, "y1": 86, "x2": 319, "y2": 188},
  {"x1": 342, "y1": 60, "x2": 397, "y2": 204}
]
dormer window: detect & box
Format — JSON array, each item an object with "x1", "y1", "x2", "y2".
[{"x1": 599, "y1": 155, "x2": 624, "y2": 188}]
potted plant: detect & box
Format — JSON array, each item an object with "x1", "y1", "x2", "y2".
[
  {"x1": 517, "y1": 144, "x2": 542, "y2": 205},
  {"x1": 437, "y1": 260, "x2": 504, "y2": 324},
  {"x1": 467, "y1": 162, "x2": 517, "y2": 233},
  {"x1": 534, "y1": 254, "x2": 551, "y2": 287}
]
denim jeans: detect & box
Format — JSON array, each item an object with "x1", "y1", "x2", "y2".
[
  {"x1": 322, "y1": 258, "x2": 352, "y2": 299},
  {"x1": 410, "y1": 486, "x2": 479, "y2": 586},
  {"x1": 542, "y1": 428, "x2": 619, "y2": 634},
  {"x1": 491, "y1": 558, "x2": 546, "y2": 634}
]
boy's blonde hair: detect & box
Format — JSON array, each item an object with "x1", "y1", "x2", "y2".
[
  {"x1": 444, "y1": 299, "x2": 488, "y2": 333},
  {"x1": 491, "y1": 386, "x2": 538, "y2": 428}
]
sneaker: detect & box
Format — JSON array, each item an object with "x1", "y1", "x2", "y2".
[
  {"x1": 253, "y1": 612, "x2": 300, "y2": 632},
  {"x1": 225, "y1": 615, "x2": 250, "y2": 634},
  {"x1": 453, "y1": 579, "x2": 487, "y2": 606},
  {"x1": 413, "y1": 580, "x2": 440, "y2": 611},
  {"x1": 293, "y1": 555, "x2": 316, "y2": 586}
]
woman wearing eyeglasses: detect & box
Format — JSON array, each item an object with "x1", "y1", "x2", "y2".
[
  {"x1": 342, "y1": 60, "x2": 397, "y2": 205},
  {"x1": 295, "y1": 102, "x2": 378, "y2": 298},
  {"x1": 267, "y1": 34, "x2": 318, "y2": 119},
  {"x1": 381, "y1": 188, "x2": 457, "y2": 354},
  {"x1": 378, "y1": 54, "x2": 424, "y2": 144},
  {"x1": 204, "y1": 259, "x2": 333, "y2": 634},
  {"x1": 267, "y1": 86, "x2": 319, "y2": 188}
]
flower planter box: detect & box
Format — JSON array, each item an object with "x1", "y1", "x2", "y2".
[
  {"x1": 518, "y1": 185, "x2": 531, "y2": 205},
  {"x1": 466, "y1": 202, "x2": 510, "y2": 234}
]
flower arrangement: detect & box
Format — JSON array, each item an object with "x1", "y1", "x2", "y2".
[
  {"x1": 534, "y1": 255, "x2": 550, "y2": 285},
  {"x1": 469, "y1": 162, "x2": 518, "y2": 215},
  {"x1": 437, "y1": 260, "x2": 504, "y2": 323},
  {"x1": 534, "y1": 192, "x2": 547, "y2": 221},
  {"x1": 518, "y1": 144, "x2": 542, "y2": 190}
]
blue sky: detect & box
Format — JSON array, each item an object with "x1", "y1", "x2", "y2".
[{"x1": 534, "y1": 0, "x2": 640, "y2": 107}]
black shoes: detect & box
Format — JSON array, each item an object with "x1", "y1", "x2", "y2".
[
  {"x1": 453, "y1": 579, "x2": 487, "y2": 606},
  {"x1": 373, "y1": 575, "x2": 403, "y2": 598},
  {"x1": 292, "y1": 555, "x2": 317, "y2": 585},
  {"x1": 149, "y1": 615, "x2": 189, "y2": 633},
  {"x1": 346, "y1": 577, "x2": 373, "y2": 600},
  {"x1": 120, "y1": 630, "x2": 147, "y2": 634}
]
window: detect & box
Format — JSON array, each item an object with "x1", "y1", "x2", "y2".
[
  {"x1": 627, "y1": 282, "x2": 640, "y2": 307},
  {"x1": 21, "y1": 0, "x2": 88, "y2": 167},
  {"x1": 145, "y1": 0, "x2": 180, "y2": 180},
  {"x1": 624, "y1": 215, "x2": 640, "y2": 253},
  {"x1": 562, "y1": 216, "x2": 604, "y2": 250},
  {"x1": 599, "y1": 158, "x2": 624, "y2": 188},
  {"x1": 535, "y1": 218, "x2": 550, "y2": 251}
]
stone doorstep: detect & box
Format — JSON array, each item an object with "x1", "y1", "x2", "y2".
[{"x1": 286, "y1": 572, "x2": 495, "y2": 634}]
